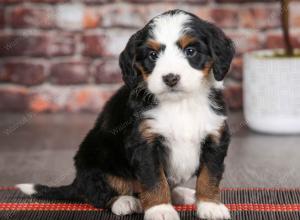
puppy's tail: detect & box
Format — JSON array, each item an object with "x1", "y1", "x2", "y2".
[{"x1": 16, "y1": 182, "x2": 79, "y2": 201}]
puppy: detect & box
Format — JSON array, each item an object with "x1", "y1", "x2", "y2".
[{"x1": 17, "y1": 9, "x2": 235, "y2": 220}]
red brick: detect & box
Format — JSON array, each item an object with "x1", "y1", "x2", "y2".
[
  {"x1": 128, "y1": 0, "x2": 207, "y2": 3},
  {"x1": 265, "y1": 33, "x2": 300, "y2": 49},
  {"x1": 0, "y1": 33, "x2": 75, "y2": 57},
  {"x1": 10, "y1": 6, "x2": 55, "y2": 29},
  {"x1": 99, "y1": 5, "x2": 145, "y2": 28},
  {"x1": 0, "y1": 0, "x2": 67, "y2": 2},
  {"x1": 104, "y1": 29, "x2": 133, "y2": 57},
  {"x1": 82, "y1": 34, "x2": 106, "y2": 57},
  {"x1": 0, "y1": 0, "x2": 23, "y2": 3},
  {"x1": 141, "y1": 4, "x2": 209, "y2": 24},
  {"x1": 30, "y1": 0, "x2": 69, "y2": 3},
  {"x1": 48, "y1": 32, "x2": 76, "y2": 56},
  {"x1": 56, "y1": 4, "x2": 85, "y2": 30},
  {"x1": 240, "y1": 6, "x2": 280, "y2": 30},
  {"x1": 210, "y1": 8, "x2": 238, "y2": 28},
  {"x1": 29, "y1": 85, "x2": 116, "y2": 112},
  {"x1": 83, "y1": 30, "x2": 132, "y2": 57},
  {"x1": 93, "y1": 59, "x2": 122, "y2": 84},
  {"x1": 83, "y1": 8, "x2": 101, "y2": 29},
  {"x1": 224, "y1": 82, "x2": 243, "y2": 110},
  {"x1": 29, "y1": 85, "x2": 62, "y2": 112},
  {"x1": 1, "y1": 62, "x2": 45, "y2": 86},
  {"x1": 216, "y1": 0, "x2": 276, "y2": 3},
  {"x1": 65, "y1": 87, "x2": 115, "y2": 112},
  {"x1": 0, "y1": 1, "x2": 275, "y2": 113},
  {"x1": 193, "y1": 7, "x2": 212, "y2": 22},
  {"x1": 0, "y1": 85, "x2": 30, "y2": 111},
  {"x1": 0, "y1": 8, "x2": 5, "y2": 29},
  {"x1": 143, "y1": 4, "x2": 182, "y2": 21},
  {"x1": 228, "y1": 57, "x2": 243, "y2": 81},
  {"x1": 290, "y1": 2, "x2": 300, "y2": 28},
  {"x1": 0, "y1": 34, "x2": 47, "y2": 56},
  {"x1": 50, "y1": 61, "x2": 90, "y2": 85},
  {"x1": 227, "y1": 32, "x2": 261, "y2": 55},
  {"x1": 84, "y1": 0, "x2": 111, "y2": 4},
  {"x1": 0, "y1": 0, "x2": 71, "y2": 4},
  {"x1": 0, "y1": 64, "x2": 6, "y2": 81}
]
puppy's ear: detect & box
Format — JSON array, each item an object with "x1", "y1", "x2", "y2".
[
  {"x1": 207, "y1": 25, "x2": 235, "y2": 81},
  {"x1": 119, "y1": 31, "x2": 142, "y2": 88}
]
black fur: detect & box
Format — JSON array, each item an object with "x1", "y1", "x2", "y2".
[
  {"x1": 119, "y1": 23, "x2": 153, "y2": 88},
  {"x1": 20, "y1": 9, "x2": 233, "y2": 211},
  {"x1": 209, "y1": 88, "x2": 227, "y2": 116},
  {"x1": 199, "y1": 122, "x2": 230, "y2": 181},
  {"x1": 185, "y1": 12, "x2": 235, "y2": 81}
]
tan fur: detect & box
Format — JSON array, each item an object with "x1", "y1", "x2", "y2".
[
  {"x1": 178, "y1": 35, "x2": 197, "y2": 49},
  {"x1": 210, "y1": 124, "x2": 225, "y2": 145},
  {"x1": 196, "y1": 165, "x2": 220, "y2": 203},
  {"x1": 139, "y1": 168, "x2": 171, "y2": 210},
  {"x1": 107, "y1": 175, "x2": 133, "y2": 195},
  {"x1": 107, "y1": 175, "x2": 142, "y2": 195},
  {"x1": 139, "y1": 120, "x2": 157, "y2": 143},
  {"x1": 146, "y1": 39, "x2": 162, "y2": 51},
  {"x1": 203, "y1": 61, "x2": 213, "y2": 77},
  {"x1": 135, "y1": 63, "x2": 149, "y2": 80},
  {"x1": 196, "y1": 125, "x2": 225, "y2": 203}
]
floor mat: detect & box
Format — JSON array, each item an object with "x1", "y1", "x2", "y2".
[{"x1": 0, "y1": 187, "x2": 299, "y2": 220}]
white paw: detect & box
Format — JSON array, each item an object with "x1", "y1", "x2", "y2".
[
  {"x1": 197, "y1": 201, "x2": 231, "y2": 220},
  {"x1": 111, "y1": 196, "x2": 142, "y2": 215},
  {"x1": 16, "y1": 184, "x2": 36, "y2": 195},
  {"x1": 144, "y1": 204, "x2": 180, "y2": 220},
  {"x1": 172, "y1": 186, "x2": 195, "y2": 205}
]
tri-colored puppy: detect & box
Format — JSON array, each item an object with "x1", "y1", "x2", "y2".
[{"x1": 17, "y1": 9, "x2": 235, "y2": 220}]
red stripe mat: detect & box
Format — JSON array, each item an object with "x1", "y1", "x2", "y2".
[
  {"x1": 0, "y1": 203, "x2": 300, "y2": 212},
  {"x1": 0, "y1": 187, "x2": 299, "y2": 220}
]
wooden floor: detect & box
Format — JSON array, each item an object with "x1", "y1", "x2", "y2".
[{"x1": 0, "y1": 112, "x2": 299, "y2": 188}]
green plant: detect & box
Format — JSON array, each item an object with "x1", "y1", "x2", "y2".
[{"x1": 280, "y1": 0, "x2": 294, "y2": 56}]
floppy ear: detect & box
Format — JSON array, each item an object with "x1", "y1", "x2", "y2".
[
  {"x1": 207, "y1": 25, "x2": 235, "y2": 81},
  {"x1": 119, "y1": 31, "x2": 142, "y2": 88}
]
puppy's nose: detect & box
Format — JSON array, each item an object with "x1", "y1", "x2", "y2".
[{"x1": 162, "y1": 73, "x2": 180, "y2": 87}]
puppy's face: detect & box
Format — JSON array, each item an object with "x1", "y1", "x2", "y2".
[{"x1": 120, "y1": 10, "x2": 235, "y2": 101}]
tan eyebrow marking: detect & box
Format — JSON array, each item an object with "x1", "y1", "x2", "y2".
[
  {"x1": 203, "y1": 61, "x2": 214, "y2": 77},
  {"x1": 135, "y1": 63, "x2": 150, "y2": 80},
  {"x1": 178, "y1": 35, "x2": 197, "y2": 49},
  {"x1": 146, "y1": 39, "x2": 162, "y2": 51}
]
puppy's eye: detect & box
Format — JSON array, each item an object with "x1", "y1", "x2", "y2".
[
  {"x1": 184, "y1": 47, "x2": 197, "y2": 57},
  {"x1": 148, "y1": 51, "x2": 158, "y2": 61}
]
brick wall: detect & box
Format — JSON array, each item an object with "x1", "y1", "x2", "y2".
[{"x1": 0, "y1": 0, "x2": 299, "y2": 112}]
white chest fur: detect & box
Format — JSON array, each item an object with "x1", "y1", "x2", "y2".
[{"x1": 144, "y1": 95, "x2": 226, "y2": 186}]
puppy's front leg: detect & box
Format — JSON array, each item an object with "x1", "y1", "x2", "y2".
[
  {"x1": 196, "y1": 124, "x2": 231, "y2": 220},
  {"x1": 140, "y1": 168, "x2": 179, "y2": 220}
]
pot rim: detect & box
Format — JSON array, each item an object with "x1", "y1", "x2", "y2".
[{"x1": 244, "y1": 49, "x2": 300, "y2": 60}]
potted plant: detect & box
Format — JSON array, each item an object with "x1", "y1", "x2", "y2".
[{"x1": 243, "y1": 0, "x2": 300, "y2": 134}]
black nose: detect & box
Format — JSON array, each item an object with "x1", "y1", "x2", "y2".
[{"x1": 162, "y1": 73, "x2": 180, "y2": 87}]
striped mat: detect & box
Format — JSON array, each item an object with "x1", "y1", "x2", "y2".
[{"x1": 0, "y1": 187, "x2": 299, "y2": 220}]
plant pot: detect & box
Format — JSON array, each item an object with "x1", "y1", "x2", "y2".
[{"x1": 243, "y1": 49, "x2": 300, "y2": 134}]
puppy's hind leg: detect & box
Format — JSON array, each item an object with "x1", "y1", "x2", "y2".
[
  {"x1": 77, "y1": 170, "x2": 117, "y2": 208},
  {"x1": 106, "y1": 175, "x2": 143, "y2": 215}
]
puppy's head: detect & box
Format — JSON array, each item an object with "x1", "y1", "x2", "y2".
[{"x1": 119, "y1": 10, "x2": 235, "y2": 101}]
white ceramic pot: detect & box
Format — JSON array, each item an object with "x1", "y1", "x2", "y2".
[{"x1": 243, "y1": 49, "x2": 300, "y2": 134}]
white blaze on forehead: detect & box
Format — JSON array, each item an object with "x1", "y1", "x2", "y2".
[
  {"x1": 147, "y1": 12, "x2": 205, "y2": 99},
  {"x1": 151, "y1": 12, "x2": 191, "y2": 45}
]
